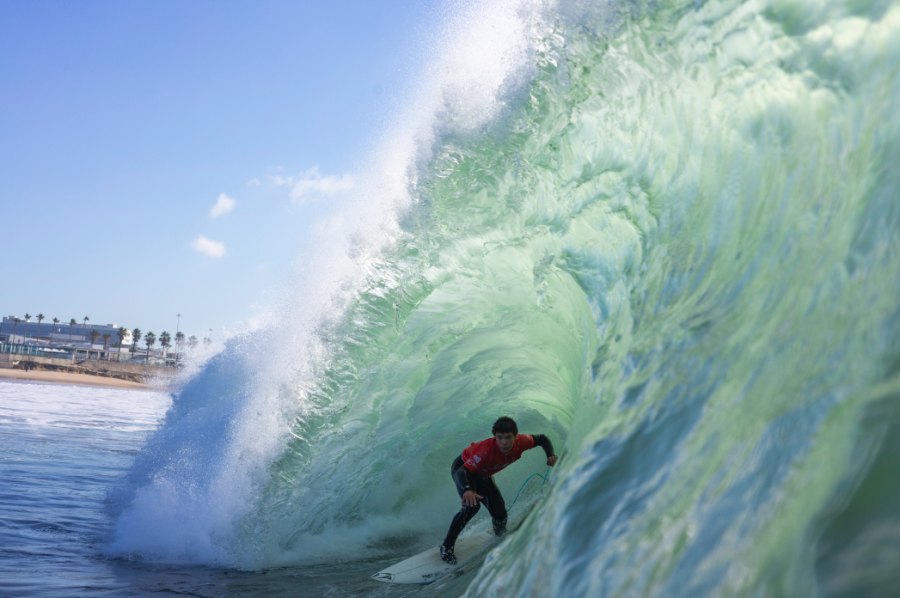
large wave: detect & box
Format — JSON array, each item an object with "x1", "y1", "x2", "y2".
[{"x1": 109, "y1": 0, "x2": 900, "y2": 595}]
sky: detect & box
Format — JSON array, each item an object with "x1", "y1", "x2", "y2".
[{"x1": 0, "y1": 0, "x2": 440, "y2": 341}]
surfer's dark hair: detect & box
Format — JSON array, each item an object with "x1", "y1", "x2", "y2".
[{"x1": 492, "y1": 416, "x2": 518, "y2": 435}]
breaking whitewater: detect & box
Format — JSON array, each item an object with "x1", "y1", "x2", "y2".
[{"x1": 107, "y1": 0, "x2": 900, "y2": 596}]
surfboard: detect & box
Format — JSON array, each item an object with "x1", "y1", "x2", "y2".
[{"x1": 371, "y1": 530, "x2": 498, "y2": 584}]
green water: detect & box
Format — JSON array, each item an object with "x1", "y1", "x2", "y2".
[
  {"x1": 111, "y1": 0, "x2": 899, "y2": 595},
  {"x1": 273, "y1": 0, "x2": 899, "y2": 594}
]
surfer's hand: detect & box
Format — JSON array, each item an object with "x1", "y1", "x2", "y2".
[
  {"x1": 462, "y1": 490, "x2": 483, "y2": 507},
  {"x1": 547, "y1": 455, "x2": 557, "y2": 466}
]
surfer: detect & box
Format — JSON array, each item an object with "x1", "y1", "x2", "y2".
[{"x1": 439, "y1": 416, "x2": 557, "y2": 565}]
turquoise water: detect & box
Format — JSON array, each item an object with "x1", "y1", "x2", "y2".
[{"x1": 108, "y1": 0, "x2": 900, "y2": 596}]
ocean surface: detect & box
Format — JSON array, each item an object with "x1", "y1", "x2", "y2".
[
  {"x1": 0, "y1": 381, "x2": 404, "y2": 596},
  {"x1": 3, "y1": 0, "x2": 899, "y2": 595}
]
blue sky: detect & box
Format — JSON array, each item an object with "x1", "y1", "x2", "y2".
[{"x1": 1, "y1": 0, "x2": 439, "y2": 340}]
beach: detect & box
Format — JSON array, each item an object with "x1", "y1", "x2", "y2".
[{"x1": 0, "y1": 366, "x2": 151, "y2": 390}]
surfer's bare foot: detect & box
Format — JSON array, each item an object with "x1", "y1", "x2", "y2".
[{"x1": 440, "y1": 544, "x2": 457, "y2": 565}]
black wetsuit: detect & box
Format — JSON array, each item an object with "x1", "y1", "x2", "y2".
[{"x1": 443, "y1": 434, "x2": 554, "y2": 548}]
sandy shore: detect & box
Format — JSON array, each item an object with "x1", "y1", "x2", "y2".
[{"x1": 0, "y1": 367, "x2": 151, "y2": 390}]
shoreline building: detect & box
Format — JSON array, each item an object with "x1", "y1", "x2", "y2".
[{"x1": 0, "y1": 316, "x2": 133, "y2": 360}]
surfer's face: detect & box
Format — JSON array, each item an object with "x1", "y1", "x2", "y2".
[{"x1": 495, "y1": 432, "x2": 516, "y2": 454}]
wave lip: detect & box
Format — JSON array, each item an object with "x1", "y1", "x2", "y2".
[{"x1": 109, "y1": 1, "x2": 900, "y2": 595}]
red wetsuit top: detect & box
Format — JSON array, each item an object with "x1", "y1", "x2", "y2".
[{"x1": 461, "y1": 434, "x2": 538, "y2": 477}]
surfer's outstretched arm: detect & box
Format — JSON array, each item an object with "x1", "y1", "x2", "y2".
[
  {"x1": 451, "y1": 456, "x2": 471, "y2": 493},
  {"x1": 451, "y1": 456, "x2": 483, "y2": 506},
  {"x1": 532, "y1": 434, "x2": 557, "y2": 466}
]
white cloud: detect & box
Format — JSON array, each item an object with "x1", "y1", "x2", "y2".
[
  {"x1": 191, "y1": 235, "x2": 227, "y2": 258},
  {"x1": 210, "y1": 193, "x2": 237, "y2": 218},
  {"x1": 270, "y1": 167, "x2": 355, "y2": 205}
]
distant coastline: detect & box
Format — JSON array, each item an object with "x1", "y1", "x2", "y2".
[
  {"x1": 0, "y1": 356, "x2": 175, "y2": 391},
  {"x1": 0, "y1": 366, "x2": 154, "y2": 390}
]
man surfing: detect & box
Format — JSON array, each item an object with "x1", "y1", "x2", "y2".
[{"x1": 439, "y1": 416, "x2": 557, "y2": 564}]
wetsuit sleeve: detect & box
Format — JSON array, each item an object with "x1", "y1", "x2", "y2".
[
  {"x1": 532, "y1": 434, "x2": 555, "y2": 459},
  {"x1": 451, "y1": 455, "x2": 473, "y2": 494}
]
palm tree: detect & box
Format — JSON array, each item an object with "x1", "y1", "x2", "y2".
[
  {"x1": 69, "y1": 318, "x2": 77, "y2": 327},
  {"x1": 159, "y1": 331, "x2": 171, "y2": 361},
  {"x1": 188, "y1": 335, "x2": 198, "y2": 351},
  {"x1": 24, "y1": 313, "x2": 31, "y2": 322},
  {"x1": 131, "y1": 328, "x2": 142, "y2": 356},
  {"x1": 82, "y1": 317, "x2": 91, "y2": 354},
  {"x1": 102, "y1": 333, "x2": 111, "y2": 359},
  {"x1": 117, "y1": 327, "x2": 127, "y2": 361},
  {"x1": 144, "y1": 332, "x2": 156, "y2": 360},
  {"x1": 52, "y1": 318, "x2": 59, "y2": 345}
]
